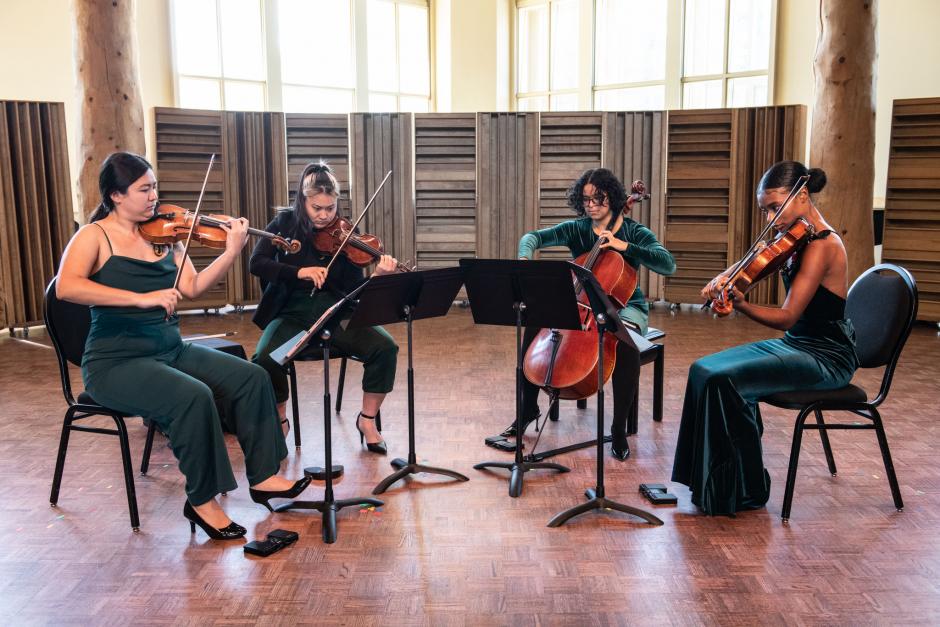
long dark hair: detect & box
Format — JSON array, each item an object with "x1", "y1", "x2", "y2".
[
  {"x1": 87, "y1": 152, "x2": 153, "y2": 222},
  {"x1": 566, "y1": 168, "x2": 628, "y2": 218},
  {"x1": 757, "y1": 160, "x2": 828, "y2": 197},
  {"x1": 291, "y1": 161, "x2": 341, "y2": 236}
]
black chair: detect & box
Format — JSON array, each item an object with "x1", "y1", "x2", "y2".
[
  {"x1": 761, "y1": 264, "x2": 918, "y2": 522},
  {"x1": 285, "y1": 349, "x2": 380, "y2": 448},
  {"x1": 552, "y1": 326, "x2": 666, "y2": 434},
  {"x1": 45, "y1": 279, "x2": 157, "y2": 532}
]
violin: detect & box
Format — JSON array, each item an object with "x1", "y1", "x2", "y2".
[
  {"x1": 705, "y1": 175, "x2": 812, "y2": 316},
  {"x1": 522, "y1": 180, "x2": 649, "y2": 401},
  {"x1": 312, "y1": 215, "x2": 414, "y2": 273},
  {"x1": 139, "y1": 204, "x2": 301, "y2": 254}
]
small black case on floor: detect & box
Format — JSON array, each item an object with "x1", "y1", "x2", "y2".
[
  {"x1": 639, "y1": 483, "x2": 678, "y2": 505},
  {"x1": 485, "y1": 435, "x2": 517, "y2": 452},
  {"x1": 244, "y1": 529, "x2": 300, "y2": 557}
]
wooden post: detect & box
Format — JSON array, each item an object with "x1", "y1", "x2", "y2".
[
  {"x1": 809, "y1": 0, "x2": 877, "y2": 281},
  {"x1": 73, "y1": 0, "x2": 146, "y2": 219}
]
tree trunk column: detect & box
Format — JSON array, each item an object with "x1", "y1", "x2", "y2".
[
  {"x1": 809, "y1": 0, "x2": 878, "y2": 281},
  {"x1": 73, "y1": 0, "x2": 146, "y2": 219}
]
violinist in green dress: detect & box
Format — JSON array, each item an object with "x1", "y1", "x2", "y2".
[
  {"x1": 56, "y1": 152, "x2": 310, "y2": 540},
  {"x1": 671, "y1": 161, "x2": 859, "y2": 516}
]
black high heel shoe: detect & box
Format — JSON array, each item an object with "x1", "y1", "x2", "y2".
[
  {"x1": 183, "y1": 500, "x2": 246, "y2": 540},
  {"x1": 499, "y1": 412, "x2": 541, "y2": 438},
  {"x1": 610, "y1": 435, "x2": 630, "y2": 461},
  {"x1": 248, "y1": 476, "x2": 313, "y2": 513},
  {"x1": 356, "y1": 412, "x2": 387, "y2": 455}
]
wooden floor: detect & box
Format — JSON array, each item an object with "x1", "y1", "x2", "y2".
[{"x1": 2, "y1": 304, "x2": 939, "y2": 625}]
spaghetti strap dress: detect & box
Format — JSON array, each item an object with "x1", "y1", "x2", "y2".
[
  {"x1": 671, "y1": 231, "x2": 859, "y2": 515},
  {"x1": 81, "y1": 230, "x2": 287, "y2": 505}
]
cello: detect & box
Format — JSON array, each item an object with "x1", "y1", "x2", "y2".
[{"x1": 522, "y1": 181, "x2": 649, "y2": 401}]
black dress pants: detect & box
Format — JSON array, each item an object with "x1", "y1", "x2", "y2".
[{"x1": 519, "y1": 325, "x2": 641, "y2": 440}]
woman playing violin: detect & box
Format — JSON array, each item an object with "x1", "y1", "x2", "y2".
[
  {"x1": 672, "y1": 161, "x2": 859, "y2": 516},
  {"x1": 250, "y1": 161, "x2": 399, "y2": 454},
  {"x1": 510, "y1": 168, "x2": 676, "y2": 460},
  {"x1": 56, "y1": 152, "x2": 310, "y2": 540}
]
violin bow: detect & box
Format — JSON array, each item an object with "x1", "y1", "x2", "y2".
[
  {"x1": 702, "y1": 174, "x2": 809, "y2": 310},
  {"x1": 169, "y1": 154, "x2": 216, "y2": 314},
  {"x1": 310, "y1": 169, "x2": 393, "y2": 297}
]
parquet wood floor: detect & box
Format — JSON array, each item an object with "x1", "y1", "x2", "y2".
[{"x1": 1, "y1": 305, "x2": 939, "y2": 625}]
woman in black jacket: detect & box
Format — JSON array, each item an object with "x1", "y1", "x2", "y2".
[{"x1": 250, "y1": 162, "x2": 399, "y2": 455}]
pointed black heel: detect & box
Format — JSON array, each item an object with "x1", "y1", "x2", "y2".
[
  {"x1": 611, "y1": 435, "x2": 630, "y2": 461},
  {"x1": 183, "y1": 501, "x2": 246, "y2": 540},
  {"x1": 499, "y1": 411, "x2": 541, "y2": 438},
  {"x1": 356, "y1": 412, "x2": 387, "y2": 455},
  {"x1": 249, "y1": 476, "x2": 313, "y2": 513}
]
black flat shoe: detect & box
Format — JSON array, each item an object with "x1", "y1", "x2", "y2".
[
  {"x1": 356, "y1": 412, "x2": 387, "y2": 455},
  {"x1": 499, "y1": 412, "x2": 541, "y2": 438},
  {"x1": 611, "y1": 437, "x2": 630, "y2": 461},
  {"x1": 184, "y1": 501, "x2": 246, "y2": 540},
  {"x1": 249, "y1": 476, "x2": 313, "y2": 513}
]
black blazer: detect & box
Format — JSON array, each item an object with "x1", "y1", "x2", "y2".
[{"x1": 249, "y1": 210, "x2": 364, "y2": 329}]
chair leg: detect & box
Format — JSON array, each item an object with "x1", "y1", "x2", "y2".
[
  {"x1": 870, "y1": 407, "x2": 904, "y2": 512},
  {"x1": 288, "y1": 363, "x2": 301, "y2": 448},
  {"x1": 652, "y1": 346, "x2": 664, "y2": 422},
  {"x1": 112, "y1": 415, "x2": 141, "y2": 532},
  {"x1": 140, "y1": 420, "x2": 157, "y2": 476},
  {"x1": 782, "y1": 408, "x2": 811, "y2": 522},
  {"x1": 50, "y1": 407, "x2": 76, "y2": 506},
  {"x1": 336, "y1": 357, "x2": 347, "y2": 412},
  {"x1": 814, "y1": 409, "x2": 837, "y2": 476},
  {"x1": 549, "y1": 401, "x2": 560, "y2": 421},
  {"x1": 576, "y1": 399, "x2": 587, "y2": 410}
]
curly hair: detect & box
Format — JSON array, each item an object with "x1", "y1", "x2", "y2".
[{"x1": 565, "y1": 168, "x2": 628, "y2": 218}]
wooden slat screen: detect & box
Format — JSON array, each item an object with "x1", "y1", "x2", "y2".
[
  {"x1": 0, "y1": 101, "x2": 74, "y2": 329},
  {"x1": 350, "y1": 113, "x2": 416, "y2": 267},
  {"x1": 538, "y1": 113, "x2": 603, "y2": 260},
  {"x1": 882, "y1": 97, "x2": 940, "y2": 321},
  {"x1": 603, "y1": 111, "x2": 666, "y2": 300},
  {"x1": 284, "y1": 113, "x2": 350, "y2": 210},
  {"x1": 476, "y1": 113, "x2": 540, "y2": 259},
  {"x1": 154, "y1": 107, "x2": 229, "y2": 310},
  {"x1": 414, "y1": 113, "x2": 476, "y2": 268},
  {"x1": 222, "y1": 111, "x2": 288, "y2": 304}
]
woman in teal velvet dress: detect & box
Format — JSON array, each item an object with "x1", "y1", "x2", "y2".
[
  {"x1": 56, "y1": 152, "x2": 310, "y2": 540},
  {"x1": 671, "y1": 161, "x2": 859, "y2": 516},
  {"x1": 508, "y1": 168, "x2": 676, "y2": 460}
]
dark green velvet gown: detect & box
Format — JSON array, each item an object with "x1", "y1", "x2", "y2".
[
  {"x1": 81, "y1": 245, "x2": 287, "y2": 505},
  {"x1": 671, "y1": 234, "x2": 858, "y2": 515}
]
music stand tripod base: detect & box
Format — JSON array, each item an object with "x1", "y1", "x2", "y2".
[
  {"x1": 373, "y1": 455, "x2": 470, "y2": 495},
  {"x1": 547, "y1": 488, "x2": 664, "y2": 527},
  {"x1": 305, "y1": 465, "x2": 344, "y2": 480},
  {"x1": 273, "y1": 496, "x2": 383, "y2": 544}
]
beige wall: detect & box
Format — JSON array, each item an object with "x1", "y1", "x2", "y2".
[
  {"x1": 0, "y1": 0, "x2": 174, "y2": 218},
  {"x1": 775, "y1": 0, "x2": 940, "y2": 207}
]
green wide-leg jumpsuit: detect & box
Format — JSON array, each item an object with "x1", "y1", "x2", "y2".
[{"x1": 81, "y1": 253, "x2": 287, "y2": 506}]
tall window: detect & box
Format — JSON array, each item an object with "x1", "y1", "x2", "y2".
[
  {"x1": 171, "y1": 0, "x2": 267, "y2": 111},
  {"x1": 171, "y1": 0, "x2": 431, "y2": 113},
  {"x1": 516, "y1": 0, "x2": 580, "y2": 112},
  {"x1": 514, "y1": 0, "x2": 776, "y2": 111},
  {"x1": 682, "y1": 0, "x2": 774, "y2": 109}
]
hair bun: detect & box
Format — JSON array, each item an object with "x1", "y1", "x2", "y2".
[
  {"x1": 310, "y1": 162, "x2": 332, "y2": 174},
  {"x1": 807, "y1": 167, "x2": 827, "y2": 193}
]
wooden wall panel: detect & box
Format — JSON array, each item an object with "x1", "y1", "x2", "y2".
[
  {"x1": 0, "y1": 101, "x2": 74, "y2": 329},
  {"x1": 414, "y1": 113, "x2": 475, "y2": 268},
  {"x1": 476, "y1": 113, "x2": 540, "y2": 259},
  {"x1": 350, "y1": 114, "x2": 416, "y2": 267},
  {"x1": 882, "y1": 97, "x2": 940, "y2": 321},
  {"x1": 284, "y1": 114, "x2": 350, "y2": 209},
  {"x1": 538, "y1": 113, "x2": 603, "y2": 260},
  {"x1": 663, "y1": 105, "x2": 806, "y2": 305},
  {"x1": 603, "y1": 111, "x2": 666, "y2": 300}
]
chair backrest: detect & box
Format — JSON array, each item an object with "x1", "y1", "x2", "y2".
[
  {"x1": 43, "y1": 278, "x2": 92, "y2": 403},
  {"x1": 845, "y1": 264, "x2": 918, "y2": 403}
]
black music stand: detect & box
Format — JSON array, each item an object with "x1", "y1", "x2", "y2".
[
  {"x1": 546, "y1": 263, "x2": 662, "y2": 528},
  {"x1": 269, "y1": 283, "x2": 383, "y2": 543},
  {"x1": 461, "y1": 258, "x2": 582, "y2": 498},
  {"x1": 344, "y1": 268, "x2": 471, "y2": 494}
]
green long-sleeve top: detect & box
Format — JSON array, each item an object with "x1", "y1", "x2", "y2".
[{"x1": 518, "y1": 216, "x2": 676, "y2": 323}]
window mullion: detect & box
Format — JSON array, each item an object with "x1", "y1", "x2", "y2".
[
  {"x1": 354, "y1": 0, "x2": 370, "y2": 112},
  {"x1": 721, "y1": 0, "x2": 730, "y2": 107},
  {"x1": 666, "y1": 0, "x2": 684, "y2": 109},
  {"x1": 215, "y1": 0, "x2": 226, "y2": 108},
  {"x1": 264, "y1": 0, "x2": 282, "y2": 111}
]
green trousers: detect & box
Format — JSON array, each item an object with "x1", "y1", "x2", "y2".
[
  {"x1": 252, "y1": 289, "x2": 399, "y2": 404},
  {"x1": 84, "y1": 341, "x2": 287, "y2": 506}
]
